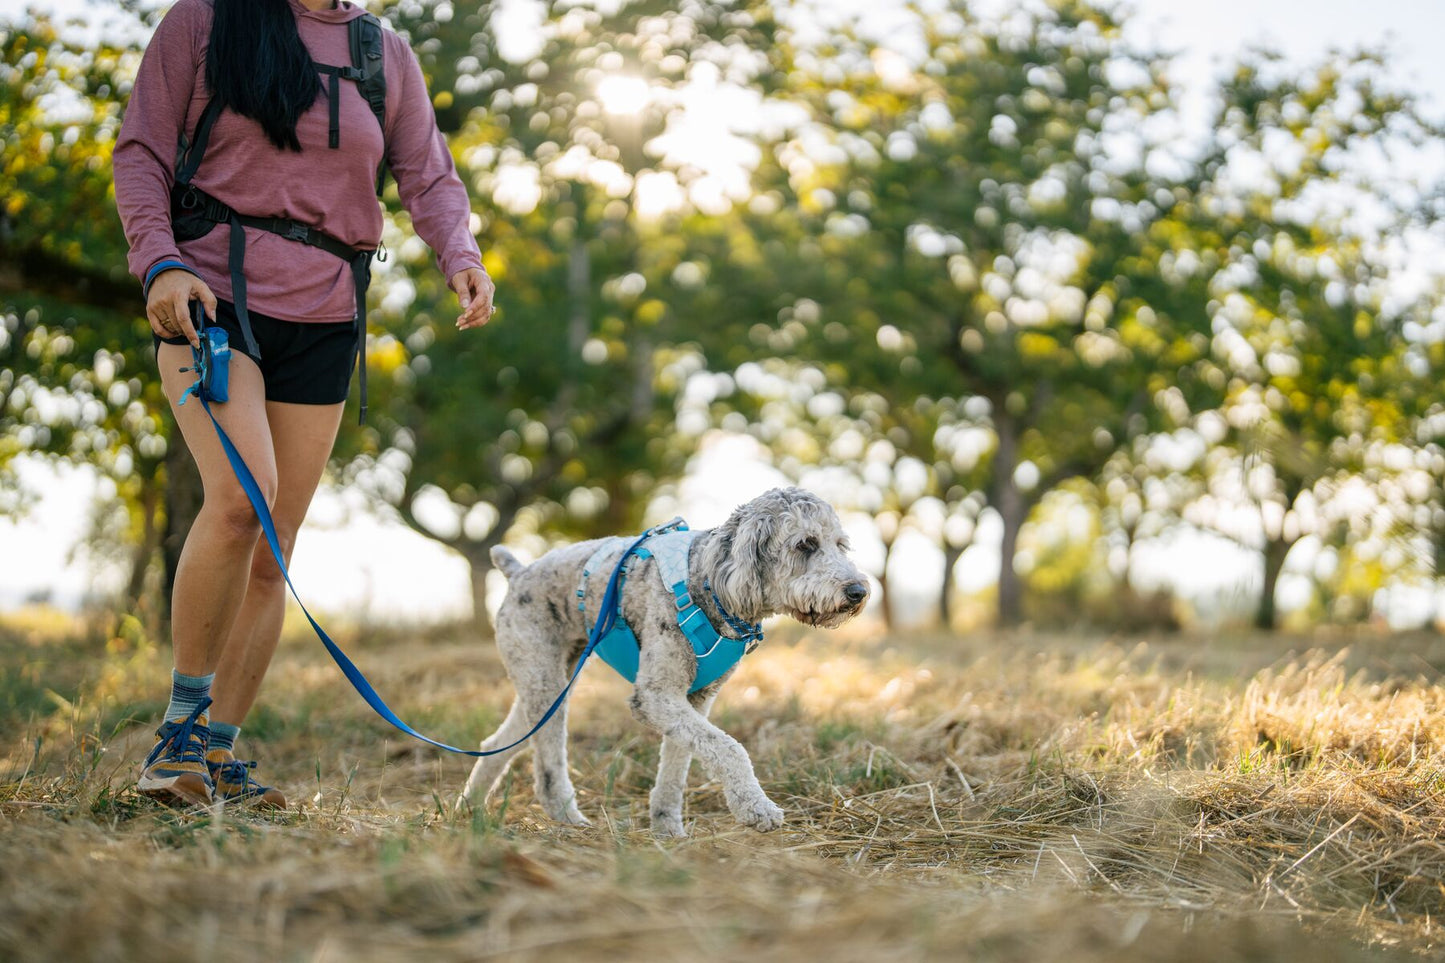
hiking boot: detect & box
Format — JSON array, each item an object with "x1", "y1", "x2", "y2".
[
  {"x1": 206, "y1": 748, "x2": 287, "y2": 809},
  {"x1": 137, "y1": 699, "x2": 214, "y2": 806}
]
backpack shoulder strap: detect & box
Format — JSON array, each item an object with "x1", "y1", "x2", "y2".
[
  {"x1": 175, "y1": 96, "x2": 224, "y2": 186},
  {"x1": 349, "y1": 12, "x2": 389, "y2": 196}
]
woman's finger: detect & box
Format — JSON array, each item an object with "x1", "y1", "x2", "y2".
[
  {"x1": 149, "y1": 306, "x2": 172, "y2": 337},
  {"x1": 195, "y1": 282, "x2": 218, "y2": 323},
  {"x1": 458, "y1": 274, "x2": 492, "y2": 327},
  {"x1": 171, "y1": 292, "x2": 200, "y2": 347}
]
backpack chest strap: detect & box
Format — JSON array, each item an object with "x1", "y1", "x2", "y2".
[{"x1": 314, "y1": 62, "x2": 366, "y2": 150}]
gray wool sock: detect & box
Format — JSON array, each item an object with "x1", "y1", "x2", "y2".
[
  {"x1": 164, "y1": 669, "x2": 214, "y2": 722},
  {"x1": 209, "y1": 721, "x2": 241, "y2": 755}
]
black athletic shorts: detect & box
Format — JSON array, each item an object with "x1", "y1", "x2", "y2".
[{"x1": 154, "y1": 298, "x2": 359, "y2": 405}]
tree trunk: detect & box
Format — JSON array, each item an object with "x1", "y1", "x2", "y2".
[
  {"x1": 1118, "y1": 522, "x2": 1137, "y2": 596},
  {"x1": 876, "y1": 567, "x2": 894, "y2": 632},
  {"x1": 877, "y1": 529, "x2": 903, "y2": 631},
  {"x1": 161, "y1": 429, "x2": 204, "y2": 626},
  {"x1": 121, "y1": 471, "x2": 164, "y2": 627},
  {"x1": 939, "y1": 541, "x2": 965, "y2": 628},
  {"x1": 462, "y1": 540, "x2": 503, "y2": 637},
  {"x1": 992, "y1": 408, "x2": 1027, "y2": 628},
  {"x1": 600, "y1": 475, "x2": 634, "y2": 536},
  {"x1": 1255, "y1": 535, "x2": 1296, "y2": 631}
]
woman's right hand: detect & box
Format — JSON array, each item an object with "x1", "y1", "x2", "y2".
[{"x1": 147, "y1": 269, "x2": 217, "y2": 348}]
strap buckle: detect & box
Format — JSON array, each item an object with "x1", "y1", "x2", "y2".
[
  {"x1": 282, "y1": 222, "x2": 310, "y2": 243},
  {"x1": 646, "y1": 516, "x2": 688, "y2": 537}
]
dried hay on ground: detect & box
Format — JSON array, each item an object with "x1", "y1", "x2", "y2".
[{"x1": 2, "y1": 616, "x2": 1443, "y2": 961}]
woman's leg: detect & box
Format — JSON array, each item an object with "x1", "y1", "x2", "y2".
[
  {"x1": 208, "y1": 399, "x2": 346, "y2": 728},
  {"x1": 139, "y1": 346, "x2": 275, "y2": 804},
  {"x1": 157, "y1": 345, "x2": 278, "y2": 677}
]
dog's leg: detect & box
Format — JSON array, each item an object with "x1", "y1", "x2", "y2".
[
  {"x1": 631, "y1": 688, "x2": 783, "y2": 833},
  {"x1": 649, "y1": 689, "x2": 717, "y2": 838},
  {"x1": 456, "y1": 698, "x2": 531, "y2": 811},
  {"x1": 525, "y1": 681, "x2": 589, "y2": 827}
]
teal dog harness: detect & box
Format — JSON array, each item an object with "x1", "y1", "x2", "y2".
[{"x1": 577, "y1": 519, "x2": 762, "y2": 693}]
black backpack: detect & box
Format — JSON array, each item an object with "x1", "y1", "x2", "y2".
[{"x1": 169, "y1": 13, "x2": 389, "y2": 422}]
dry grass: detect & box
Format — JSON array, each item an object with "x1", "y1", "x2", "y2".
[{"x1": 3, "y1": 612, "x2": 1445, "y2": 961}]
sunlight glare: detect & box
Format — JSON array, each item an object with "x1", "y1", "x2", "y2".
[{"x1": 596, "y1": 75, "x2": 650, "y2": 115}]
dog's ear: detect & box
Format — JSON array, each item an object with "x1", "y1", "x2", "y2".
[
  {"x1": 701, "y1": 507, "x2": 773, "y2": 617},
  {"x1": 722, "y1": 510, "x2": 774, "y2": 613}
]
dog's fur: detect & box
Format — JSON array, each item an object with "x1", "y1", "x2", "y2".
[{"x1": 457, "y1": 487, "x2": 869, "y2": 836}]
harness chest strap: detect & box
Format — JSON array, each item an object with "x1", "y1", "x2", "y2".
[{"x1": 578, "y1": 524, "x2": 762, "y2": 694}]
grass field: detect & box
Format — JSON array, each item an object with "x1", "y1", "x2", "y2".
[{"x1": 3, "y1": 608, "x2": 1445, "y2": 961}]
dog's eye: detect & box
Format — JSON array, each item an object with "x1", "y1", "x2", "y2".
[{"x1": 796, "y1": 537, "x2": 818, "y2": 555}]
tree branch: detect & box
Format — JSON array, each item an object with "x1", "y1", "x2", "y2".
[{"x1": 0, "y1": 241, "x2": 143, "y2": 315}]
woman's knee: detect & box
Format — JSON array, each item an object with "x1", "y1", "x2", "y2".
[
  {"x1": 248, "y1": 526, "x2": 297, "y2": 585},
  {"x1": 203, "y1": 480, "x2": 277, "y2": 545}
]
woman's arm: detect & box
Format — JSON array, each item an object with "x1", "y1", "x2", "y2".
[
  {"x1": 113, "y1": 0, "x2": 208, "y2": 286},
  {"x1": 382, "y1": 36, "x2": 488, "y2": 305}
]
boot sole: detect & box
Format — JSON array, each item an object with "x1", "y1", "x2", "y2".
[
  {"x1": 217, "y1": 790, "x2": 287, "y2": 810},
  {"x1": 137, "y1": 772, "x2": 213, "y2": 807}
]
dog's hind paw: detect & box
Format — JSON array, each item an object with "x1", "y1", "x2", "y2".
[
  {"x1": 555, "y1": 808, "x2": 592, "y2": 827},
  {"x1": 651, "y1": 811, "x2": 687, "y2": 838}
]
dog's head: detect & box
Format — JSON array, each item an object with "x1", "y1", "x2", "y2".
[{"x1": 701, "y1": 487, "x2": 869, "y2": 628}]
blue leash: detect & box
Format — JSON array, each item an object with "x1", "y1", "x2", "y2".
[{"x1": 187, "y1": 374, "x2": 642, "y2": 757}]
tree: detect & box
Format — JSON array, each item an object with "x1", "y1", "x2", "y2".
[
  {"x1": 1178, "y1": 51, "x2": 1440, "y2": 628},
  {"x1": 0, "y1": 13, "x2": 184, "y2": 626},
  {"x1": 745, "y1": 0, "x2": 1211, "y2": 625},
  {"x1": 345, "y1": 0, "x2": 784, "y2": 631}
]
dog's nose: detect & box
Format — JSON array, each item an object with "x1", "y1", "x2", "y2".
[{"x1": 844, "y1": 582, "x2": 868, "y2": 604}]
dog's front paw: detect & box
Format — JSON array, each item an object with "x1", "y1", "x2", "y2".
[{"x1": 731, "y1": 793, "x2": 785, "y2": 832}]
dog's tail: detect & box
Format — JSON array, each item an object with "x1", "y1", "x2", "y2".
[{"x1": 490, "y1": 546, "x2": 526, "y2": 581}]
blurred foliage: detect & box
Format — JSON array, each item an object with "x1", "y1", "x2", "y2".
[
  {"x1": 2, "y1": 12, "x2": 168, "y2": 623},
  {"x1": 1, "y1": 0, "x2": 1443, "y2": 631}
]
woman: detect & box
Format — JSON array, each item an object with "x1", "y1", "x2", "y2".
[{"x1": 113, "y1": 0, "x2": 493, "y2": 808}]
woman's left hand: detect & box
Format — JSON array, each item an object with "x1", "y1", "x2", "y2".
[{"x1": 450, "y1": 267, "x2": 495, "y2": 329}]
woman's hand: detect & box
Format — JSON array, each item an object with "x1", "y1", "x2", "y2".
[
  {"x1": 147, "y1": 269, "x2": 217, "y2": 348},
  {"x1": 450, "y1": 267, "x2": 495, "y2": 330}
]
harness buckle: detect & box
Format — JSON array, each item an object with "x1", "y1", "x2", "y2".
[
  {"x1": 282, "y1": 222, "x2": 310, "y2": 243},
  {"x1": 647, "y1": 516, "x2": 687, "y2": 537}
]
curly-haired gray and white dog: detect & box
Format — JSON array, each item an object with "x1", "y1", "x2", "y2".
[{"x1": 457, "y1": 487, "x2": 869, "y2": 836}]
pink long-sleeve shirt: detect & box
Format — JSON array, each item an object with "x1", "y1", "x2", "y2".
[{"x1": 114, "y1": 0, "x2": 483, "y2": 323}]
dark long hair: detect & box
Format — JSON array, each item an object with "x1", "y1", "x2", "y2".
[{"x1": 206, "y1": 0, "x2": 320, "y2": 151}]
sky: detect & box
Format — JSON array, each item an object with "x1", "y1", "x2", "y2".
[{"x1": 5, "y1": 0, "x2": 1445, "y2": 625}]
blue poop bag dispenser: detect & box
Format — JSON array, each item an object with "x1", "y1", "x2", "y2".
[{"x1": 178, "y1": 300, "x2": 231, "y2": 406}]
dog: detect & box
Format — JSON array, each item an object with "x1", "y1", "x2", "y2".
[{"x1": 457, "y1": 487, "x2": 870, "y2": 836}]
